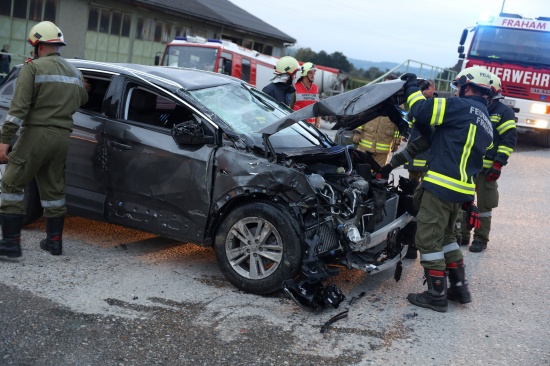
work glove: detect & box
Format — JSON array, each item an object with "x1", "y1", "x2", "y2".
[
  {"x1": 462, "y1": 202, "x2": 481, "y2": 230},
  {"x1": 486, "y1": 162, "x2": 502, "y2": 181},
  {"x1": 391, "y1": 144, "x2": 399, "y2": 153},
  {"x1": 379, "y1": 163, "x2": 394, "y2": 179},
  {"x1": 400, "y1": 73, "x2": 418, "y2": 92}
]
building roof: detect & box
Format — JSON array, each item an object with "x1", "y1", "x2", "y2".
[{"x1": 136, "y1": 0, "x2": 296, "y2": 44}]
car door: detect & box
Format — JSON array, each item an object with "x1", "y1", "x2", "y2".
[
  {"x1": 103, "y1": 78, "x2": 216, "y2": 243},
  {"x1": 65, "y1": 71, "x2": 116, "y2": 221}
]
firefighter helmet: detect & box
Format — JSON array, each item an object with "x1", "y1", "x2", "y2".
[
  {"x1": 451, "y1": 66, "x2": 493, "y2": 95},
  {"x1": 300, "y1": 62, "x2": 318, "y2": 77},
  {"x1": 28, "y1": 21, "x2": 66, "y2": 46},
  {"x1": 490, "y1": 74, "x2": 504, "y2": 99},
  {"x1": 274, "y1": 56, "x2": 300, "y2": 75}
]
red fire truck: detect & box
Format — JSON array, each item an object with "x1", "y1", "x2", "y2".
[
  {"x1": 155, "y1": 36, "x2": 345, "y2": 98},
  {"x1": 458, "y1": 13, "x2": 550, "y2": 147}
]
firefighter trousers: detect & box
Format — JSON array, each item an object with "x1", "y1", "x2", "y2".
[
  {"x1": 460, "y1": 172, "x2": 499, "y2": 243},
  {"x1": 0, "y1": 126, "x2": 70, "y2": 217},
  {"x1": 415, "y1": 188, "x2": 463, "y2": 270}
]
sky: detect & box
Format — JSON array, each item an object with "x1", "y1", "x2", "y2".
[{"x1": 228, "y1": 0, "x2": 548, "y2": 68}]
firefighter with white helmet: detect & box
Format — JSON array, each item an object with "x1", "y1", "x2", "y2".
[
  {"x1": 262, "y1": 56, "x2": 300, "y2": 107},
  {"x1": 293, "y1": 62, "x2": 321, "y2": 127},
  {"x1": 459, "y1": 73, "x2": 517, "y2": 253},
  {"x1": 0, "y1": 21, "x2": 89, "y2": 258},
  {"x1": 379, "y1": 67, "x2": 495, "y2": 312}
]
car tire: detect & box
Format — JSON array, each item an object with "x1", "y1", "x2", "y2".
[
  {"x1": 0, "y1": 164, "x2": 42, "y2": 225},
  {"x1": 214, "y1": 201, "x2": 302, "y2": 295}
]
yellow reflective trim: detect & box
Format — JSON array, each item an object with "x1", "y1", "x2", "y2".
[
  {"x1": 497, "y1": 145, "x2": 513, "y2": 156},
  {"x1": 424, "y1": 171, "x2": 476, "y2": 195},
  {"x1": 407, "y1": 91, "x2": 425, "y2": 108},
  {"x1": 359, "y1": 140, "x2": 374, "y2": 148},
  {"x1": 487, "y1": 141, "x2": 494, "y2": 150},
  {"x1": 430, "y1": 98, "x2": 446, "y2": 126},
  {"x1": 483, "y1": 159, "x2": 493, "y2": 168},
  {"x1": 490, "y1": 115, "x2": 501, "y2": 123},
  {"x1": 459, "y1": 124, "x2": 476, "y2": 181},
  {"x1": 497, "y1": 120, "x2": 516, "y2": 134},
  {"x1": 413, "y1": 159, "x2": 427, "y2": 167}
]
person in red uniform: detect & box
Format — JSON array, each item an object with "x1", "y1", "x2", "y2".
[{"x1": 293, "y1": 62, "x2": 321, "y2": 128}]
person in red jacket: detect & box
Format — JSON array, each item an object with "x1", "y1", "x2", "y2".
[{"x1": 293, "y1": 62, "x2": 321, "y2": 128}]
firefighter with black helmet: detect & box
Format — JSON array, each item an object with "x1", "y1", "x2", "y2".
[
  {"x1": 381, "y1": 66, "x2": 495, "y2": 312},
  {"x1": 0, "y1": 21, "x2": 89, "y2": 258},
  {"x1": 262, "y1": 56, "x2": 300, "y2": 107},
  {"x1": 459, "y1": 74, "x2": 517, "y2": 252}
]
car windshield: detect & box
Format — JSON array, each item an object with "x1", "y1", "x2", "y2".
[{"x1": 189, "y1": 83, "x2": 328, "y2": 150}]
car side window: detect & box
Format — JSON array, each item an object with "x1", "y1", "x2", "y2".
[
  {"x1": 125, "y1": 87, "x2": 195, "y2": 129},
  {"x1": 80, "y1": 75, "x2": 112, "y2": 113}
]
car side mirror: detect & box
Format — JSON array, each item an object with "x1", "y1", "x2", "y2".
[{"x1": 172, "y1": 119, "x2": 214, "y2": 145}]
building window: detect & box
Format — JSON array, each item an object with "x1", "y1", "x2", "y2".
[
  {"x1": 264, "y1": 45, "x2": 273, "y2": 56},
  {"x1": 44, "y1": 0, "x2": 56, "y2": 21},
  {"x1": 87, "y1": 6, "x2": 99, "y2": 31},
  {"x1": 121, "y1": 14, "x2": 131, "y2": 37},
  {"x1": 99, "y1": 8, "x2": 109, "y2": 33},
  {"x1": 0, "y1": 1, "x2": 12, "y2": 16},
  {"x1": 13, "y1": 0, "x2": 27, "y2": 19},
  {"x1": 253, "y1": 42, "x2": 264, "y2": 53},
  {"x1": 136, "y1": 18, "x2": 155, "y2": 41},
  {"x1": 29, "y1": 0, "x2": 43, "y2": 21},
  {"x1": 110, "y1": 11, "x2": 121, "y2": 36},
  {"x1": 154, "y1": 22, "x2": 163, "y2": 42}
]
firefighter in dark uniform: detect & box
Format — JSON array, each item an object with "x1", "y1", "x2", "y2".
[
  {"x1": 401, "y1": 78, "x2": 437, "y2": 259},
  {"x1": 0, "y1": 21, "x2": 89, "y2": 258},
  {"x1": 381, "y1": 67, "x2": 495, "y2": 312},
  {"x1": 262, "y1": 56, "x2": 300, "y2": 108},
  {"x1": 459, "y1": 74, "x2": 517, "y2": 252}
]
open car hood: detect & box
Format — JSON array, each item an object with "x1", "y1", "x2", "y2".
[{"x1": 258, "y1": 79, "x2": 407, "y2": 136}]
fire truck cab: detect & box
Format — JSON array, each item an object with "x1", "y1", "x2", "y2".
[{"x1": 458, "y1": 13, "x2": 550, "y2": 147}]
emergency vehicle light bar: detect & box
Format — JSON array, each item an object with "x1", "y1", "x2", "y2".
[{"x1": 174, "y1": 36, "x2": 222, "y2": 44}]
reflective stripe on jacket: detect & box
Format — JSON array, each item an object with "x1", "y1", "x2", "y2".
[
  {"x1": 1, "y1": 53, "x2": 88, "y2": 144},
  {"x1": 406, "y1": 88, "x2": 493, "y2": 203},
  {"x1": 355, "y1": 116, "x2": 400, "y2": 153},
  {"x1": 482, "y1": 100, "x2": 517, "y2": 169}
]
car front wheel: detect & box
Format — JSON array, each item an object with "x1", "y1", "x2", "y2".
[{"x1": 214, "y1": 201, "x2": 302, "y2": 295}]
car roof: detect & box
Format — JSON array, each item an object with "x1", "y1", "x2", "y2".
[{"x1": 67, "y1": 59, "x2": 237, "y2": 93}]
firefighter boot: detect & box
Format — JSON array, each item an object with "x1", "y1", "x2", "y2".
[
  {"x1": 405, "y1": 243, "x2": 418, "y2": 259},
  {"x1": 40, "y1": 216, "x2": 65, "y2": 256},
  {"x1": 469, "y1": 239, "x2": 487, "y2": 253},
  {"x1": 407, "y1": 269, "x2": 448, "y2": 313},
  {"x1": 446, "y1": 259, "x2": 472, "y2": 304},
  {"x1": 0, "y1": 214, "x2": 25, "y2": 258}
]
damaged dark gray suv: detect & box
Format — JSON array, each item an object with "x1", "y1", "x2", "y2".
[{"x1": 0, "y1": 60, "x2": 414, "y2": 309}]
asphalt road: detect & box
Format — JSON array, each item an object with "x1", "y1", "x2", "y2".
[{"x1": 0, "y1": 129, "x2": 549, "y2": 366}]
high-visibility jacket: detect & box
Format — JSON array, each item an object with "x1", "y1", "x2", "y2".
[
  {"x1": 355, "y1": 116, "x2": 400, "y2": 154},
  {"x1": 483, "y1": 99, "x2": 517, "y2": 171},
  {"x1": 293, "y1": 81, "x2": 319, "y2": 123},
  {"x1": 406, "y1": 88, "x2": 493, "y2": 203}
]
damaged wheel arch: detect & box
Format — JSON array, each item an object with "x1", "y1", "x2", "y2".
[{"x1": 214, "y1": 200, "x2": 303, "y2": 294}]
